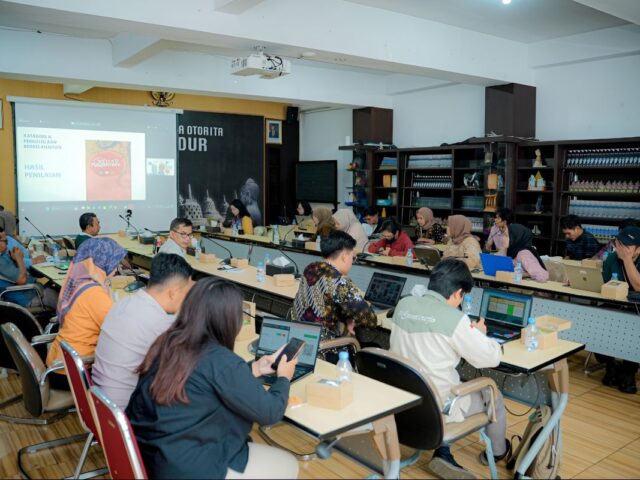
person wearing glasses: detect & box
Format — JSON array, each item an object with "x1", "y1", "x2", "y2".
[{"x1": 159, "y1": 218, "x2": 193, "y2": 258}]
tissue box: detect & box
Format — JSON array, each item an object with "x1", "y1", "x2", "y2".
[
  {"x1": 236, "y1": 301, "x2": 256, "y2": 341},
  {"x1": 306, "y1": 379, "x2": 354, "y2": 410},
  {"x1": 138, "y1": 235, "x2": 155, "y2": 245},
  {"x1": 291, "y1": 239, "x2": 309, "y2": 249},
  {"x1": 111, "y1": 276, "x2": 136, "y2": 289},
  {"x1": 601, "y1": 279, "x2": 629, "y2": 300},
  {"x1": 520, "y1": 328, "x2": 558, "y2": 349},
  {"x1": 274, "y1": 274, "x2": 295, "y2": 287},
  {"x1": 230, "y1": 258, "x2": 249, "y2": 268},
  {"x1": 222, "y1": 228, "x2": 234, "y2": 236},
  {"x1": 199, "y1": 253, "x2": 217, "y2": 264},
  {"x1": 31, "y1": 254, "x2": 47, "y2": 265},
  {"x1": 581, "y1": 258, "x2": 603, "y2": 269},
  {"x1": 266, "y1": 264, "x2": 295, "y2": 276},
  {"x1": 519, "y1": 315, "x2": 571, "y2": 350},
  {"x1": 186, "y1": 246, "x2": 205, "y2": 256},
  {"x1": 496, "y1": 271, "x2": 516, "y2": 282},
  {"x1": 305, "y1": 241, "x2": 319, "y2": 251}
]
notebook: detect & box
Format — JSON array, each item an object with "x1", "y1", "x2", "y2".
[
  {"x1": 480, "y1": 253, "x2": 515, "y2": 276},
  {"x1": 256, "y1": 317, "x2": 322, "y2": 385},
  {"x1": 477, "y1": 289, "x2": 532, "y2": 343},
  {"x1": 364, "y1": 272, "x2": 407, "y2": 312},
  {"x1": 565, "y1": 264, "x2": 604, "y2": 293}
]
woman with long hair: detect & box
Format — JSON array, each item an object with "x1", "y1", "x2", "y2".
[
  {"x1": 311, "y1": 207, "x2": 336, "y2": 240},
  {"x1": 442, "y1": 215, "x2": 481, "y2": 269},
  {"x1": 502, "y1": 223, "x2": 549, "y2": 282},
  {"x1": 46, "y1": 237, "x2": 127, "y2": 389},
  {"x1": 332, "y1": 208, "x2": 369, "y2": 252},
  {"x1": 127, "y1": 277, "x2": 299, "y2": 479},
  {"x1": 228, "y1": 198, "x2": 254, "y2": 235}
]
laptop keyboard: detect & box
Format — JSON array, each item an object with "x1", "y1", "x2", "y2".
[{"x1": 262, "y1": 366, "x2": 309, "y2": 384}]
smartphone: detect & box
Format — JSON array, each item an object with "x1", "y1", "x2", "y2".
[{"x1": 271, "y1": 338, "x2": 306, "y2": 371}]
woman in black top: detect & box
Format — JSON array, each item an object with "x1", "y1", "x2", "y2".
[{"x1": 127, "y1": 278, "x2": 299, "y2": 479}]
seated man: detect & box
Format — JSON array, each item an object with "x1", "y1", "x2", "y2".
[
  {"x1": 7, "y1": 234, "x2": 32, "y2": 269},
  {"x1": 599, "y1": 226, "x2": 640, "y2": 394},
  {"x1": 363, "y1": 206, "x2": 382, "y2": 237},
  {"x1": 390, "y1": 258, "x2": 509, "y2": 478},
  {"x1": 92, "y1": 253, "x2": 194, "y2": 408},
  {"x1": 75, "y1": 212, "x2": 101, "y2": 249},
  {"x1": 0, "y1": 205, "x2": 17, "y2": 236},
  {"x1": 292, "y1": 230, "x2": 384, "y2": 348},
  {"x1": 159, "y1": 217, "x2": 193, "y2": 258},
  {"x1": 561, "y1": 215, "x2": 601, "y2": 260},
  {"x1": 0, "y1": 227, "x2": 56, "y2": 309}
]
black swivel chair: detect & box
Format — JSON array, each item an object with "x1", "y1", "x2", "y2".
[{"x1": 355, "y1": 348, "x2": 500, "y2": 479}]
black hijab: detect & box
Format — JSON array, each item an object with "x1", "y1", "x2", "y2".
[{"x1": 507, "y1": 223, "x2": 546, "y2": 270}]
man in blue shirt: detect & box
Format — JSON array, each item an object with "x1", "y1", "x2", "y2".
[
  {"x1": 7, "y1": 234, "x2": 32, "y2": 269},
  {"x1": 0, "y1": 227, "x2": 36, "y2": 307}
]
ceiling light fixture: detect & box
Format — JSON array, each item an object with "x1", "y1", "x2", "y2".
[{"x1": 502, "y1": 0, "x2": 512, "y2": 4}]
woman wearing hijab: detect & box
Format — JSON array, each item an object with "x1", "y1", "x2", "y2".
[
  {"x1": 332, "y1": 208, "x2": 369, "y2": 253},
  {"x1": 502, "y1": 223, "x2": 549, "y2": 282},
  {"x1": 46, "y1": 237, "x2": 127, "y2": 389},
  {"x1": 311, "y1": 207, "x2": 336, "y2": 240},
  {"x1": 442, "y1": 215, "x2": 482, "y2": 269},
  {"x1": 415, "y1": 207, "x2": 445, "y2": 244}
]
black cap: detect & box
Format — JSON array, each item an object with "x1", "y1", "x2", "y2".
[{"x1": 616, "y1": 226, "x2": 640, "y2": 246}]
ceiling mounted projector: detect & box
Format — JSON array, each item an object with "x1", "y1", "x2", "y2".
[{"x1": 231, "y1": 52, "x2": 291, "y2": 79}]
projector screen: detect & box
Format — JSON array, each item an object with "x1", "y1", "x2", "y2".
[{"x1": 12, "y1": 98, "x2": 180, "y2": 236}]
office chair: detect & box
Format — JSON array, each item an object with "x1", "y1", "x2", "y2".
[{"x1": 355, "y1": 348, "x2": 500, "y2": 479}]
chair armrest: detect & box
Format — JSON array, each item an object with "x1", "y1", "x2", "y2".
[
  {"x1": 31, "y1": 333, "x2": 57, "y2": 346},
  {"x1": 320, "y1": 337, "x2": 361, "y2": 352},
  {"x1": 79, "y1": 355, "x2": 95, "y2": 366},
  {"x1": 450, "y1": 377, "x2": 499, "y2": 423},
  {"x1": 0, "y1": 284, "x2": 37, "y2": 298},
  {"x1": 40, "y1": 360, "x2": 66, "y2": 386}
]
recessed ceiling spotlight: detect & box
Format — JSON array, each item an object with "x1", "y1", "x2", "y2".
[
  {"x1": 301, "y1": 51, "x2": 317, "y2": 58},
  {"x1": 502, "y1": 0, "x2": 512, "y2": 4}
]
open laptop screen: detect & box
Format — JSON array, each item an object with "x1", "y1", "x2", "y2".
[
  {"x1": 256, "y1": 318, "x2": 321, "y2": 368},
  {"x1": 479, "y1": 289, "x2": 532, "y2": 328},
  {"x1": 364, "y1": 272, "x2": 407, "y2": 308}
]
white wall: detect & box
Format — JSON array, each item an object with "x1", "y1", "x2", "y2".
[
  {"x1": 299, "y1": 108, "x2": 353, "y2": 208},
  {"x1": 535, "y1": 55, "x2": 640, "y2": 140},
  {"x1": 391, "y1": 84, "x2": 486, "y2": 148}
]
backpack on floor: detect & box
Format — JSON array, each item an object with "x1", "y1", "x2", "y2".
[{"x1": 507, "y1": 405, "x2": 562, "y2": 479}]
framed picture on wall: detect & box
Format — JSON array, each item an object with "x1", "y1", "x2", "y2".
[{"x1": 266, "y1": 119, "x2": 282, "y2": 144}]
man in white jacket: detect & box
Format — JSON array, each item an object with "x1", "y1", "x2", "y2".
[{"x1": 390, "y1": 258, "x2": 509, "y2": 478}]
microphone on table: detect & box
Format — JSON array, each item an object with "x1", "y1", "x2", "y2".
[
  {"x1": 247, "y1": 243, "x2": 255, "y2": 264},
  {"x1": 356, "y1": 238, "x2": 378, "y2": 262},
  {"x1": 275, "y1": 247, "x2": 301, "y2": 279},
  {"x1": 207, "y1": 238, "x2": 234, "y2": 265},
  {"x1": 118, "y1": 214, "x2": 141, "y2": 237},
  {"x1": 23, "y1": 217, "x2": 54, "y2": 244}
]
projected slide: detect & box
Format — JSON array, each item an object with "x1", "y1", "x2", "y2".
[
  {"x1": 13, "y1": 98, "x2": 178, "y2": 236},
  {"x1": 17, "y1": 128, "x2": 145, "y2": 202}
]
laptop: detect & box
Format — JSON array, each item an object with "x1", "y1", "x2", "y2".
[
  {"x1": 255, "y1": 317, "x2": 322, "y2": 385},
  {"x1": 565, "y1": 264, "x2": 604, "y2": 293},
  {"x1": 414, "y1": 246, "x2": 441, "y2": 267},
  {"x1": 480, "y1": 253, "x2": 514, "y2": 276},
  {"x1": 477, "y1": 289, "x2": 532, "y2": 343},
  {"x1": 364, "y1": 272, "x2": 407, "y2": 313}
]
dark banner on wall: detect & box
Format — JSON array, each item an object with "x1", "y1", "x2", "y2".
[{"x1": 177, "y1": 111, "x2": 264, "y2": 227}]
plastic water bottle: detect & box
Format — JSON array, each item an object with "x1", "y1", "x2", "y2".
[
  {"x1": 315, "y1": 235, "x2": 321, "y2": 250},
  {"x1": 525, "y1": 317, "x2": 539, "y2": 352},
  {"x1": 232, "y1": 224, "x2": 239, "y2": 237},
  {"x1": 405, "y1": 248, "x2": 414, "y2": 266},
  {"x1": 611, "y1": 272, "x2": 619, "y2": 281},
  {"x1": 264, "y1": 253, "x2": 272, "y2": 267},
  {"x1": 52, "y1": 244, "x2": 60, "y2": 264},
  {"x1": 195, "y1": 241, "x2": 202, "y2": 260},
  {"x1": 514, "y1": 261, "x2": 523, "y2": 284},
  {"x1": 273, "y1": 226, "x2": 280, "y2": 245},
  {"x1": 336, "y1": 351, "x2": 352, "y2": 382},
  {"x1": 256, "y1": 261, "x2": 266, "y2": 283},
  {"x1": 462, "y1": 294, "x2": 473, "y2": 317}
]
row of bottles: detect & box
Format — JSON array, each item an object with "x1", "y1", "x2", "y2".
[
  {"x1": 568, "y1": 178, "x2": 640, "y2": 193},
  {"x1": 566, "y1": 148, "x2": 640, "y2": 167},
  {"x1": 411, "y1": 174, "x2": 452, "y2": 189},
  {"x1": 568, "y1": 199, "x2": 640, "y2": 219}
]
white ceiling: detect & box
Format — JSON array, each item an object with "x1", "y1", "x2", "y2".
[
  {"x1": 346, "y1": 0, "x2": 630, "y2": 43},
  {"x1": 0, "y1": 0, "x2": 638, "y2": 108}
]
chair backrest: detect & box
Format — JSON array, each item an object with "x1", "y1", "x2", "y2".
[
  {"x1": 0, "y1": 322, "x2": 46, "y2": 416},
  {"x1": 62, "y1": 236, "x2": 76, "y2": 250},
  {"x1": 0, "y1": 301, "x2": 43, "y2": 369},
  {"x1": 60, "y1": 340, "x2": 99, "y2": 439},
  {"x1": 89, "y1": 386, "x2": 148, "y2": 480},
  {"x1": 355, "y1": 347, "x2": 444, "y2": 450}
]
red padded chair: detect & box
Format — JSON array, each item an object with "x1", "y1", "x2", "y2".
[
  {"x1": 89, "y1": 385, "x2": 148, "y2": 479},
  {"x1": 60, "y1": 341, "x2": 108, "y2": 479}
]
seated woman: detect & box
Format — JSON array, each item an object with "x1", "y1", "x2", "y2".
[
  {"x1": 502, "y1": 223, "x2": 549, "y2": 282},
  {"x1": 294, "y1": 201, "x2": 315, "y2": 230},
  {"x1": 127, "y1": 278, "x2": 299, "y2": 479},
  {"x1": 368, "y1": 218, "x2": 416, "y2": 257},
  {"x1": 333, "y1": 208, "x2": 369, "y2": 253},
  {"x1": 485, "y1": 208, "x2": 512, "y2": 253},
  {"x1": 415, "y1": 207, "x2": 445, "y2": 245},
  {"x1": 228, "y1": 199, "x2": 254, "y2": 235},
  {"x1": 46, "y1": 237, "x2": 127, "y2": 389},
  {"x1": 311, "y1": 207, "x2": 336, "y2": 240},
  {"x1": 442, "y1": 215, "x2": 481, "y2": 270}
]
